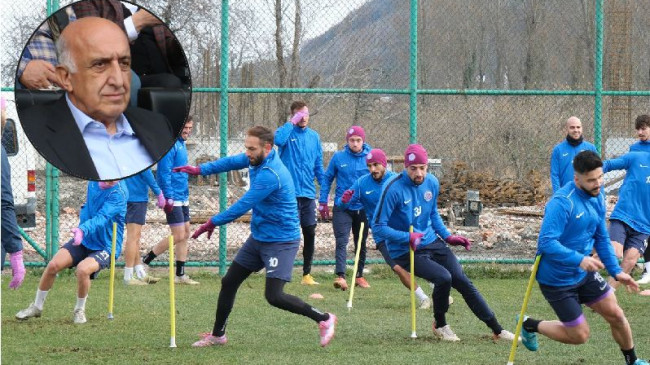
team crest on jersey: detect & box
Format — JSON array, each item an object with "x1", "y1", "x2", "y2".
[{"x1": 424, "y1": 191, "x2": 433, "y2": 201}]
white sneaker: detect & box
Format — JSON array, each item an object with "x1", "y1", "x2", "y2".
[
  {"x1": 493, "y1": 329, "x2": 521, "y2": 342},
  {"x1": 434, "y1": 324, "x2": 460, "y2": 342},
  {"x1": 73, "y1": 308, "x2": 87, "y2": 324},
  {"x1": 175, "y1": 275, "x2": 200, "y2": 285},
  {"x1": 637, "y1": 272, "x2": 650, "y2": 285},
  {"x1": 418, "y1": 297, "x2": 432, "y2": 310},
  {"x1": 448, "y1": 296, "x2": 454, "y2": 305},
  {"x1": 124, "y1": 278, "x2": 148, "y2": 286},
  {"x1": 15, "y1": 303, "x2": 42, "y2": 320}
]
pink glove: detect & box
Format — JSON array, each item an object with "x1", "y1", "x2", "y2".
[
  {"x1": 409, "y1": 232, "x2": 423, "y2": 251},
  {"x1": 318, "y1": 202, "x2": 331, "y2": 220},
  {"x1": 71, "y1": 228, "x2": 84, "y2": 245},
  {"x1": 98, "y1": 181, "x2": 117, "y2": 189},
  {"x1": 290, "y1": 107, "x2": 309, "y2": 125},
  {"x1": 290, "y1": 111, "x2": 308, "y2": 125},
  {"x1": 156, "y1": 192, "x2": 166, "y2": 209},
  {"x1": 341, "y1": 189, "x2": 354, "y2": 204},
  {"x1": 172, "y1": 165, "x2": 201, "y2": 175},
  {"x1": 164, "y1": 199, "x2": 174, "y2": 214},
  {"x1": 445, "y1": 235, "x2": 471, "y2": 251},
  {"x1": 9, "y1": 251, "x2": 25, "y2": 289},
  {"x1": 192, "y1": 220, "x2": 217, "y2": 240}
]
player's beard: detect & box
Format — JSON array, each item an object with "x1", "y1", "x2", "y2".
[{"x1": 249, "y1": 152, "x2": 265, "y2": 166}]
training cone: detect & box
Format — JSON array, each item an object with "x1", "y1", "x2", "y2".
[{"x1": 309, "y1": 293, "x2": 324, "y2": 299}]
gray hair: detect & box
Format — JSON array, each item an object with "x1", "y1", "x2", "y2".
[{"x1": 56, "y1": 35, "x2": 77, "y2": 73}]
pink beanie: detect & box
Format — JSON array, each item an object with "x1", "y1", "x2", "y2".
[
  {"x1": 346, "y1": 126, "x2": 365, "y2": 141},
  {"x1": 366, "y1": 148, "x2": 387, "y2": 167},
  {"x1": 404, "y1": 144, "x2": 428, "y2": 167}
]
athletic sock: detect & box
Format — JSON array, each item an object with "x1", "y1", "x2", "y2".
[
  {"x1": 434, "y1": 313, "x2": 447, "y2": 328},
  {"x1": 142, "y1": 251, "x2": 157, "y2": 265},
  {"x1": 415, "y1": 286, "x2": 428, "y2": 301},
  {"x1": 124, "y1": 267, "x2": 134, "y2": 281},
  {"x1": 176, "y1": 261, "x2": 185, "y2": 277},
  {"x1": 644, "y1": 261, "x2": 650, "y2": 273},
  {"x1": 35, "y1": 289, "x2": 49, "y2": 310},
  {"x1": 75, "y1": 296, "x2": 87, "y2": 311},
  {"x1": 622, "y1": 347, "x2": 637, "y2": 365},
  {"x1": 134, "y1": 264, "x2": 146, "y2": 279},
  {"x1": 485, "y1": 316, "x2": 503, "y2": 335},
  {"x1": 523, "y1": 317, "x2": 541, "y2": 333}
]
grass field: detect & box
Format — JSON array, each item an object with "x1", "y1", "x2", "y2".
[{"x1": 2, "y1": 265, "x2": 649, "y2": 364}]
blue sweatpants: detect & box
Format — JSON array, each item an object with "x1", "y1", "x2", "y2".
[
  {"x1": 394, "y1": 241, "x2": 496, "y2": 326},
  {"x1": 332, "y1": 206, "x2": 369, "y2": 277}
]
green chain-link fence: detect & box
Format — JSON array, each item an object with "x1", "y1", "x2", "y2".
[{"x1": 2, "y1": 0, "x2": 649, "y2": 275}]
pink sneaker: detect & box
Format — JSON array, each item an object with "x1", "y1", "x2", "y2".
[
  {"x1": 318, "y1": 313, "x2": 337, "y2": 347},
  {"x1": 192, "y1": 332, "x2": 227, "y2": 347}
]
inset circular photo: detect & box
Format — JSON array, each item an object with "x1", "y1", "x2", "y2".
[{"x1": 15, "y1": 0, "x2": 191, "y2": 181}]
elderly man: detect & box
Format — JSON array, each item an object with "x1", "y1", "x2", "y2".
[
  {"x1": 19, "y1": 17, "x2": 173, "y2": 180},
  {"x1": 550, "y1": 116, "x2": 598, "y2": 192}
]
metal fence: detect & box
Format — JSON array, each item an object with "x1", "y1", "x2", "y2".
[{"x1": 2, "y1": 0, "x2": 649, "y2": 275}]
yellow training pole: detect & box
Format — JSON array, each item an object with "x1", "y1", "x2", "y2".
[
  {"x1": 409, "y1": 226, "x2": 417, "y2": 339},
  {"x1": 507, "y1": 255, "x2": 541, "y2": 365},
  {"x1": 108, "y1": 222, "x2": 117, "y2": 320},
  {"x1": 169, "y1": 235, "x2": 177, "y2": 348},
  {"x1": 347, "y1": 222, "x2": 365, "y2": 311}
]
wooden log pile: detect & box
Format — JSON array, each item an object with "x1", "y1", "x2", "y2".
[{"x1": 438, "y1": 161, "x2": 547, "y2": 207}]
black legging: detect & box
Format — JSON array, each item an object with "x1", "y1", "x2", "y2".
[
  {"x1": 302, "y1": 224, "x2": 316, "y2": 275},
  {"x1": 212, "y1": 261, "x2": 328, "y2": 336}
]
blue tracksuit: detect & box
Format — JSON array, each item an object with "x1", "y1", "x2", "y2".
[
  {"x1": 630, "y1": 140, "x2": 650, "y2": 153},
  {"x1": 336, "y1": 170, "x2": 396, "y2": 240},
  {"x1": 319, "y1": 143, "x2": 371, "y2": 210},
  {"x1": 373, "y1": 171, "x2": 451, "y2": 260},
  {"x1": 200, "y1": 149, "x2": 301, "y2": 242},
  {"x1": 78, "y1": 181, "x2": 128, "y2": 257},
  {"x1": 274, "y1": 122, "x2": 325, "y2": 199},
  {"x1": 550, "y1": 139, "x2": 598, "y2": 192},
  {"x1": 603, "y1": 152, "x2": 650, "y2": 234},
  {"x1": 157, "y1": 138, "x2": 189, "y2": 202},
  {"x1": 536, "y1": 182, "x2": 621, "y2": 287},
  {"x1": 124, "y1": 168, "x2": 161, "y2": 203}
]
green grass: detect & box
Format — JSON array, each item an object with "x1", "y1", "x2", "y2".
[{"x1": 2, "y1": 265, "x2": 649, "y2": 365}]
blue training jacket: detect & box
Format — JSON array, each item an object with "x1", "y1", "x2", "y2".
[
  {"x1": 157, "y1": 138, "x2": 189, "y2": 202},
  {"x1": 274, "y1": 122, "x2": 325, "y2": 199},
  {"x1": 603, "y1": 152, "x2": 650, "y2": 234},
  {"x1": 550, "y1": 140, "x2": 598, "y2": 192},
  {"x1": 336, "y1": 170, "x2": 396, "y2": 243},
  {"x1": 536, "y1": 182, "x2": 621, "y2": 287},
  {"x1": 373, "y1": 171, "x2": 451, "y2": 259},
  {"x1": 200, "y1": 149, "x2": 301, "y2": 242},
  {"x1": 630, "y1": 140, "x2": 650, "y2": 153},
  {"x1": 124, "y1": 168, "x2": 162, "y2": 203},
  {"x1": 78, "y1": 181, "x2": 128, "y2": 257},
  {"x1": 319, "y1": 143, "x2": 371, "y2": 210}
]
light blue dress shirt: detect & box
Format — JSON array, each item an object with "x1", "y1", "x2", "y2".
[{"x1": 66, "y1": 94, "x2": 154, "y2": 180}]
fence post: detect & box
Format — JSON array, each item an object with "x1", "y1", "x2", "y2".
[
  {"x1": 218, "y1": 0, "x2": 230, "y2": 276},
  {"x1": 593, "y1": 0, "x2": 604, "y2": 154},
  {"x1": 409, "y1": 0, "x2": 418, "y2": 144}
]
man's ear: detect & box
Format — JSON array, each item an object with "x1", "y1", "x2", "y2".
[
  {"x1": 55, "y1": 65, "x2": 73, "y2": 92},
  {"x1": 264, "y1": 142, "x2": 273, "y2": 153}
]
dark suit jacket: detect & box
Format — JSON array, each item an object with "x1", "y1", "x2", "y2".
[{"x1": 20, "y1": 95, "x2": 174, "y2": 180}]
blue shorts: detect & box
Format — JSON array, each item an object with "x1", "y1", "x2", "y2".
[
  {"x1": 297, "y1": 197, "x2": 317, "y2": 227},
  {"x1": 539, "y1": 271, "x2": 612, "y2": 326},
  {"x1": 126, "y1": 202, "x2": 148, "y2": 225},
  {"x1": 377, "y1": 241, "x2": 398, "y2": 269},
  {"x1": 62, "y1": 239, "x2": 111, "y2": 279},
  {"x1": 609, "y1": 219, "x2": 648, "y2": 255},
  {"x1": 233, "y1": 236, "x2": 300, "y2": 282},
  {"x1": 166, "y1": 206, "x2": 190, "y2": 226}
]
